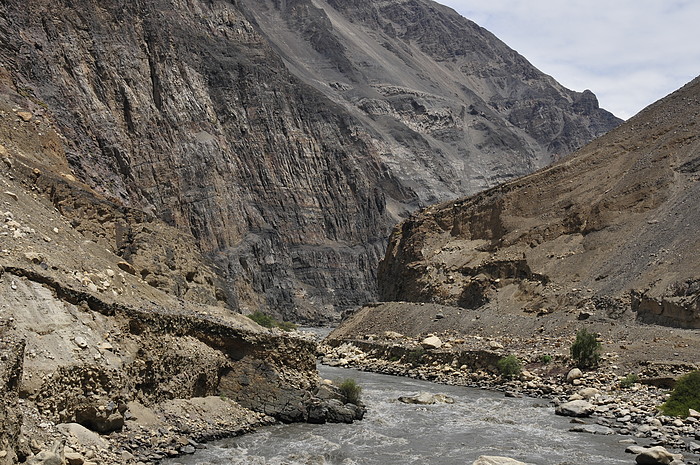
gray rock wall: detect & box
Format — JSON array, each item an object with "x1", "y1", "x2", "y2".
[{"x1": 0, "y1": 0, "x2": 621, "y2": 322}]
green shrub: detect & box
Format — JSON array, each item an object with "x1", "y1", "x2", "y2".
[
  {"x1": 570, "y1": 329, "x2": 601, "y2": 369},
  {"x1": 660, "y1": 371, "x2": 700, "y2": 417},
  {"x1": 497, "y1": 355, "x2": 522, "y2": 379},
  {"x1": 619, "y1": 373, "x2": 639, "y2": 389},
  {"x1": 540, "y1": 354, "x2": 553, "y2": 365},
  {"x1": 337, "y1": 378, "x2": 362, "y2": 405},
  {"x1": 247, "y1": 311, "x2": 297, "y2": 331},
  {"x1": 248, "y1": 311, "x2": 276, "y2": 328},
  {"x1": 405, "y1": 347, "x2": 426, "y2": 366},
  {"x1": 276, "y1": 320, "x2": 298, "y2": 332}
]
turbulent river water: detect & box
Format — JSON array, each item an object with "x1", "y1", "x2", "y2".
[{"x1": 165, "y1": 364, "x2": 640, "y2": 465}]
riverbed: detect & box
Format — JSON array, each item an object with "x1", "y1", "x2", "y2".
[{"x1": 165, "y1": 364, "x2": 640, "y2": 464}]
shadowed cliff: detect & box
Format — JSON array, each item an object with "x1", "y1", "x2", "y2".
[{"x1": 0, "y1": 0, "x2": 620, "y2": 322}]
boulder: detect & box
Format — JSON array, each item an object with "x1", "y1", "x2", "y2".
[
  {"x1": 472, "y1": 456, "x2": 531, "y2": 465},
  {"x1": 26, "y1": 440, "x2": 64, "y2": 465},
  {"x1": 73, "y1": 337, "x2": 88, "y2": 349},
  {"x1": 634, "y1": 446, "x2": 675, "y2": 465},
  {"x1": 64, "y1": 451, "x2": 86, "y2": 465},
  {"x1": 116, "y1": 260, "x2": 136, "y2": 275},
  {"x1": 307, "y1": 401, "x2": 329, "y2": 424},
  {"x1": 421, "y1": 336, "x2": 443, "y2": 349},
  {"x1": 566, "y1": 368, "x2": 583, "y2": 383},
  {"x1": 489, "y1": 340, "x2": 504, "y2": 350},
  {"x1": 398, "y1": 392, "x2": 455, "y2": 405},
  {"x1": 315, "y1": 383, "x2": 342, "y2": 401},
  {"x1": 555, "y1": 400, "x2": 595, "y2": 417},
  {"x1": 56, "y1": 424, "x2": 107, "y2": 449},
  {"x1": 577, "y1": 387, "x2": 600, "y2": 399},
  {"x1": 322, "y1": 399, "x2": 364, "y2": 423},
  {"x1": 17, "y1": 111, "x2": 33, "y2": 122},
  {"x1": 570, "y1": 424, "x2": 614, "y2": 435}
]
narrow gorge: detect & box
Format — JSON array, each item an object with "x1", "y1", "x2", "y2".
[
  {"x1": 1, "y1": 0, "x2": 620, "y2": 323},
  {"x1": 11, "y1": 0, "x2": 699, "y2": 464}
]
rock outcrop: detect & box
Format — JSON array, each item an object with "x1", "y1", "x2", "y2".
[
  {"x1": 0, "y1": 0, "x2": 395, "y2": 322},
  {"x1": 0, "y1": 0, "x2": 620, "y2": 322},
  {"x1": 0, "y1": 87, "x2": 360, "y2": 463},
  {"x1": 243, "y1": 0, "x2": 621, "y2": 204},
  {"x1": 379, "y1": 77, "x2": 700, "y2": 329}
]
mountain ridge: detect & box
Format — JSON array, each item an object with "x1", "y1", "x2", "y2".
[
  {"x1": 1, "y1": 0, "x2": 619, "y2": 322},
  {"x1": 243, "y1": 0, "x2": 621, "y2": 205},
  {"x1": 378, "y1": 75, "x2": 700, "y2": 328}
]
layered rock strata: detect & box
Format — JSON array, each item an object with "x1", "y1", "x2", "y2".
[
  {"x1": 242, "y1": 0, "x2": 621, "y2": 203},
  {"x1": 0, "y1": 0, "x2": 620, "y2": 321},
  {"x1": 378, "y1": 77, "x2": 700, "y2": 328},
  {"x1": 0, "y1": 90, "x2": 361, "y2": 464}
]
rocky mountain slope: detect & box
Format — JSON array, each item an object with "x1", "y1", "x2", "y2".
[
  {"x1": 0, "y1": 0, "x2": 620, "y2": 322},
  {"x1": 0, "y1": 84, "x2": 361, "y2": 464},
  {"x1": 243, "y1": 0, "x2": 621, "y2": 204},
  {"x1": 379, "y1": 76, "x2": 700, "y2": 329},
  {"x1": 322, "y1": 80, "x2": 700, "y2": 459}
]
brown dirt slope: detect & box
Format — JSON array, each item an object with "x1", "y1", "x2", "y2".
[{"x1": 379, "y1": 76, "x2": 700, "y2": 330}]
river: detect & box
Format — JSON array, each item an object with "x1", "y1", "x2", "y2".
[{"x1": 165, "y1": 364, "x2": 640, "y2": 465}]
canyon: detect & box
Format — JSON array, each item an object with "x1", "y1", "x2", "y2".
[
  {"x1": 0, "y1": 0, "x2": 619, "y2": 322},
  {"x1": 10, "y1": 0, "x2": 699, "y2": 464}
]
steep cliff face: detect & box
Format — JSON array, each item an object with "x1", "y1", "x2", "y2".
[
  {"x1": 1, "y1": 0, "x2": 398, "y2": 322},
  {"x1": 379, "y1": 77, "x2": 700, "y2": 328},
  {"x1": 242, "y1": 0, "x2": 621, "y2": 204},
  {"x1": 0, "y1": 0, "x2": 619, "y2": 322},
  {"x1": 0, "y1": 79, "x2": 361, "y2": 462}
]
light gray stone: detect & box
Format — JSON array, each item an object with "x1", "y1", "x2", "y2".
[
  {"x1": 570, "y1": 424, "x2": 615, "y2": 435},
  {"x1": 577, "y1": 387, "x2": 600, "y2": 399},
  {"x1": 26, "y1": 441, "x2": 64, "y2": 465},
  {"x1": 555, "y1": 400, "x2": 595, "y2": 417},
  {"x1": 634, "y1": 446, "x2": 675, "y2": 465},
  {"x1": 566, "y1": 368, "x2": 583, "y2": 383},
  {"x1": 472, "y1": 456, "x2": 531, "y2": 465},
  {"x1": 421, "y1": 336, "x2": 443, "y2": 350},
  {"x1": 398, "y1": 392, "x2": 454, "y2": 405}
]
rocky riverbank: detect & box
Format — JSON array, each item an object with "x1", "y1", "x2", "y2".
[
  {"x1": 321, "y1": 332, "x2": 700, "y2": 463},
  {"x1": 2, "y1": 320, "x2": 364, "y2": 465},
  {"x1": 0, "y1": 143, "x2": 363, "y2": 465}
]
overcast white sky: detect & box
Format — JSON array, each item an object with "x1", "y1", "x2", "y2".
[{"x1": 437, "y1": 0, "x2": 700, "y2": 120}]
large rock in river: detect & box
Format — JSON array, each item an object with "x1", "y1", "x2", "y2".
[
  {"x1": 398, "y1": 392, "x2": 455, "y2": 405},
  {"x1": 555, "y1": 400, "x2": 595, "y2": 417},
  {"x1": 634, "y1": 446, "x2": 677, "y2": 465}
]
